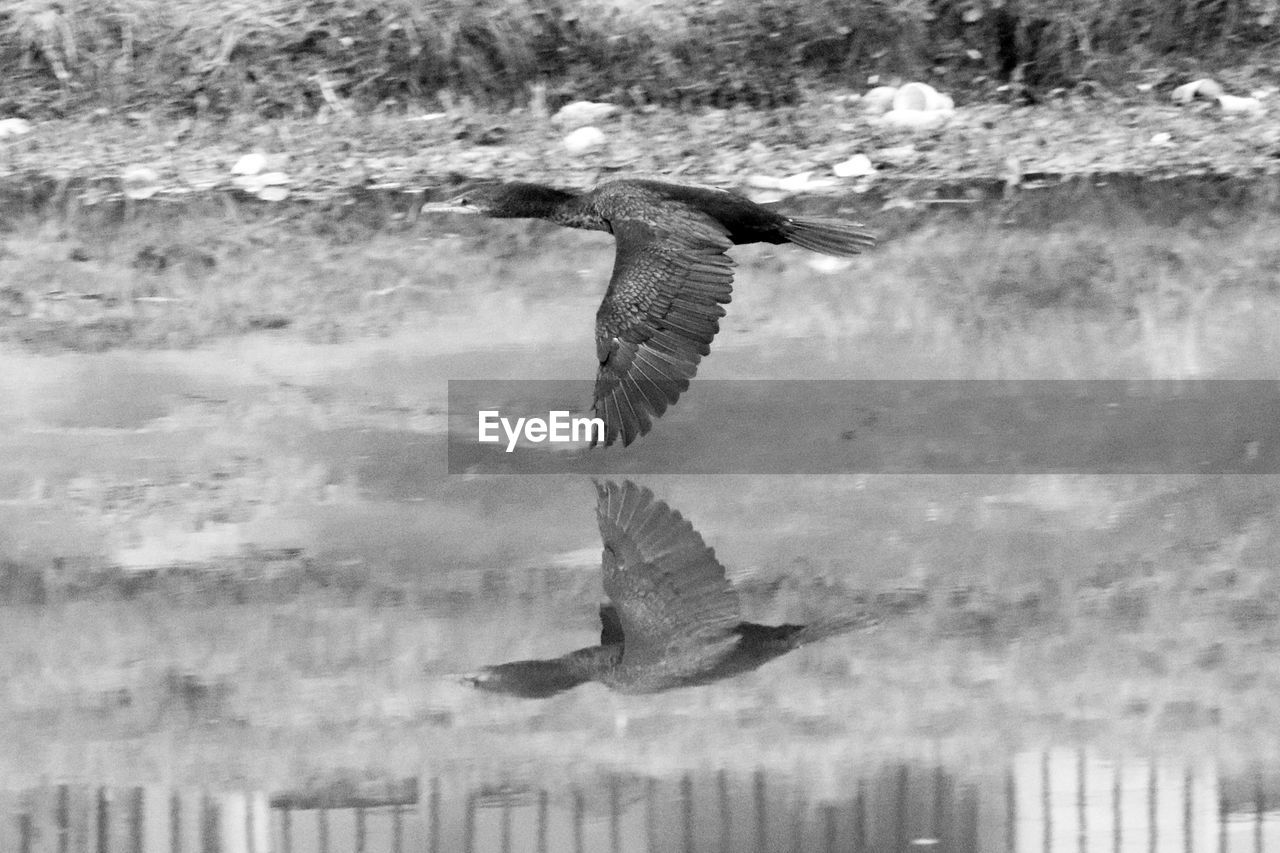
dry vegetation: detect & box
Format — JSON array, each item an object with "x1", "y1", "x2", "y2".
[
  {"x1": 2, "y1": 196, "x2": 1278, "y2": 378},
  {"x1": 1, "y1": 0, "x2": 1277, "y2": 117}
]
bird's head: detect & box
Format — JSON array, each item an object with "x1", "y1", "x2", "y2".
[
  {"x1": 421, "y1": 182, "x2": 579, "y2": 219},
  {"x1": 421, "y1": 182, "x2": 508, "y2": 216}
]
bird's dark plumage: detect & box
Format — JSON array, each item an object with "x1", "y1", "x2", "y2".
[
  {"x1": 462, "y1": 480, "x2": 874, "y2": 698},
  {"x1": 423, "y1": 179, "x2": 876, "y2": 447}
]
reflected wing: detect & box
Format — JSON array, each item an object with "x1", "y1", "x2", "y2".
[
  {"x1": 594, "y1": 480, "x2": 740, "y2": 665},
  {"x1": 592, "y1": 208, "x2": 735, "y2": 447},
  {"x1": 599, "y1": 604, "x2": 624, "y2": 646}
]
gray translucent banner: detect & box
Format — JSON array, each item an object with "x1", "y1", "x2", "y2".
[{"x1": 447, "y1": 380, "x2": 1280, "y2": 475}]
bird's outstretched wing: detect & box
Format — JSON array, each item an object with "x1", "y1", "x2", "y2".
[
  {"x1": 592, "y1": 206, "x2": 735, "y2": 447},
  {"x1": 594, "y1": 480, "x2": 740, "y2": 666}
]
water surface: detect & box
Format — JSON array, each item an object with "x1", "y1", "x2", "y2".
[{"x1": 2, "y1": 188, "x2": 1279, "y2": 850}]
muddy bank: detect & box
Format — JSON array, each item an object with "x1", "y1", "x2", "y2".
[{"x1": 1, "y1": 92, "x2": 1278, "y2": 220}]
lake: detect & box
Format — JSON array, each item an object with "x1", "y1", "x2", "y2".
[{"x1": 1, "y1": 177, "x2": 1278, "y2": 851}]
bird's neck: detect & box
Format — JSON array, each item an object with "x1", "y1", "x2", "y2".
[
  {"x1": 491, "y1": 184, "x2": 601, "y2": 226},
  {"x1": 498, "y1": 186, "x2": 608, "y2": 232},
  {"x1": 562, "y1": 643, "x2": 623, "y2": 675}
]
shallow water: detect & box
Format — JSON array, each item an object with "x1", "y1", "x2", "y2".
[
  {"x1": 2, "y1": 755, "x2": 1277, "y2": 852},
  {"x1": 2, "y1": 191, "x2": 1280, "y2": 851}
]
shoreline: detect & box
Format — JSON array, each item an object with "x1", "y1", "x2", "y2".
[{"x1": 2, "y1": 93, "x2": 1277, "y2": 213}]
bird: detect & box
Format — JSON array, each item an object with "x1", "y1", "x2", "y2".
[
  {"x1": 422, "y1": 179, "x2": 876, "y2": 447},
  {"x1": 462, "y1": 480, "x2": 875, "y2": 698}
]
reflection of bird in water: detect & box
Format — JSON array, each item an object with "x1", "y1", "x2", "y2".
[
  {"x1": 463, "y1": 480, "x2": 874, "y2": 698},
  {"x1": 422, "y1": 180, "x2": 875, "y2": 446}
]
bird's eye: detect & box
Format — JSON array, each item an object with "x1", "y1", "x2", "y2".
[{"x1": 458, "y1": 197, "x2": 470, "y2": 206}]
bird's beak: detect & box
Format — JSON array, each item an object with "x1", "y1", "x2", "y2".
[
  {"x1": 421, "y1": 198, "x2": 479, "y2": 215},
  {"x1": 456, "y1": 670, "x2": 491, "y2": 687}
]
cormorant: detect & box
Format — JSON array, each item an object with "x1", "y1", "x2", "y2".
[
  {"x1": 422, "y1": 179, "x2": 876, "y2": 447},
  {"x1": 462, "y1": 480, "x2": 874, "y2": 698}
]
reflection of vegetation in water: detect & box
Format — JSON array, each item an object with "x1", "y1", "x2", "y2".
[
  {"x1": 3, "y1": 753, "x2": 1277, "y2": 852},
  {"x1": 1, "y1": 475, "x2": 1277, "y2": 784}
]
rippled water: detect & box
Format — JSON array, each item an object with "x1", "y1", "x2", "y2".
[{"x1": 2, "y1": 186, "x2": 1280, "y2": 851}]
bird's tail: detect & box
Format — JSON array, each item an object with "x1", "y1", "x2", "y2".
[
  {"x1": 735, "y1": 611, "x2": 879, "y2": 649},
  {"x1": 790, "y1": 611, "x2": 880, "y2": 645},
  {"x1": 783, "y1": 217, "x2": 877, "y2": 257}
]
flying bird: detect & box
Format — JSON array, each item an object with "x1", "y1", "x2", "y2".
[
  {"x1": 462, "y1": 480, "x2": 874, "y2": 697},
  {"x1": 422, "y1": 179, "x2": 875, "y2": 446}
]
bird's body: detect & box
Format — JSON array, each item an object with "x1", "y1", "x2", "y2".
[
  {"x1": 423, "y1": 179, "x2": 875, "y2": 446},
  {"x1": 463, "y1": 481, "x2": 873, "y2": 698}
]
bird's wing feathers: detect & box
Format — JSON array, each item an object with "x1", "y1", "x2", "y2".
[
  {"x1": 593, "y1": 205, "x2": 736, "y2": 447},
  {"x1": 594, "y1": 480, "x2": 740, "y2": 666}
]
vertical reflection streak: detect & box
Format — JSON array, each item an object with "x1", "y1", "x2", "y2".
[
  {"x1": 719, "y1": 770, "x2": 733, "y2": 853},
  {"x1": 537, "y1": 789, "x2": 548, "y2": 853},
  {"x1": 1041, "y1": 752, "x2": 1051, "y2": 853},
  {"x1": 682, "y1": 774, "x2": 693, "y2": 853},
  {"x1": 574, "y1": 788, "x2": 585, "y2": 853},
  {"x1": 754, "y1": 770, "x2": 767, "y2": 853},
  {"x1": 1006, "y1": 768, "x2": 1017, "y2": 853},
  {"x1": 1078, "y1": 750, "x2": 1087, "y2": 853}
]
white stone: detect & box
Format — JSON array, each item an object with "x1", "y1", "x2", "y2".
[
  {"x1": 552, "y1": 101, "x2": 619, "y2": 129},
  {"x1": 833, "y1": 154, "x2": 875, "y2": 178},
  {"x1": 121, "y1": 166, "x2": 160, "y2": 199},
  {"x1": 1217, "y1": 94, "x2": 1264, "y2": 114},
  {"x1": 1171, "y1": 78, "x2": 1222, "y2": 104},
  {"x1": 0, "y1": 117, "x2": 32, "y2": 137},
  {"x1": 877, "y1": 109, "x2": 953, "y2": 131},
  {"x1": 893, "y1": 82, "x2": 950, "y2": 112},
  {"x1": 562, "y1": 126, "x2": 607, "y2": 155},
  {"x1": 862, "y1": 86, "x2": 898, "y2": 115},
  {"x1": 231, "y1": 152, "x2": 267, "y2": 175}
]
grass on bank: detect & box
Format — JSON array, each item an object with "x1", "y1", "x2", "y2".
[
  {"x1": 1, "y1": 200, "x2": 1278, "y2": 379},
  {"x1": 1, "y1": 0, "x2": 1278, "y2": 118}
]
